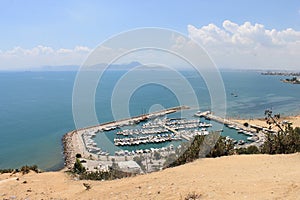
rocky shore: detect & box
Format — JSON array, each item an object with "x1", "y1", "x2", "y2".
[{"x1": 62, "y1": 130, "x2": 77, "y2": 170}]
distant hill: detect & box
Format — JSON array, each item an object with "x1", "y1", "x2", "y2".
[
  {"x1": 27, "y1": 61, "x2": 177, "y2": 72},
  {"x1": 3, "y1": 62, "x2": 198, "y2": 72},
  {"x1": 37, "y1": 65, "x2": 80, "y2": 71}
]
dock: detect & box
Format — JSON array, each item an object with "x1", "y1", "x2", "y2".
[
  {"x1": 195, "y1": 111, "x2": 267, "y2": 148},
  {"x1": 162, "y1": 124, "x2": 190, "y2": 140},
  {"x1": 196, "y1": 111, "x2": 255, "y2": 132},
  {"x1": 63, "y1": 107, "x2": 268, "y2": 171}
]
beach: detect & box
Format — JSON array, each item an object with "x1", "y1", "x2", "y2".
[
  {"x1": 232, "y1": 115, "x2": 300, "y2": 131},
  {"x1": 1, "y1": 153, "x2": 299, "y2": 199}
]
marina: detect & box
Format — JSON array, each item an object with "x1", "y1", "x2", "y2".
[
  {"x1": 63, "y1": 106, "x2": 189, "y2": 168},
  {"x1": 194, "y1": 111, "x2": 269, "y2": 147},
  {"x1": 63, "y1": 107, "x2": 270, "y2": 173}
]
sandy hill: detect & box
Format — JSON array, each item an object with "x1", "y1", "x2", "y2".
[{"x1": 1, "y1": 153, "x2": 300, "y2": 200}]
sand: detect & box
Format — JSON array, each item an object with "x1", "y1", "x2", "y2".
[
  {"x1": 232, "y1": 115, "x2": 300, "y2": 131},
  {"x1": 1, "y1": 153, "x2": 300, "y2": 200}
]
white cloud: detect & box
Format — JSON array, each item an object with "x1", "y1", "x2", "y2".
[
  {"x1": 188, "y1": 20, "x2": 300, "y2": 69},
  {"x1": 0, "y1": 46, "x2": 92, "y2": 70},
  {"x1": 2, "y1": 21, "x2": 300, "y2": 70}
]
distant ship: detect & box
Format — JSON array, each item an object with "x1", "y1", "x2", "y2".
[{"x1": 231, "y1": 92, "x2": 238, "y2": 97}]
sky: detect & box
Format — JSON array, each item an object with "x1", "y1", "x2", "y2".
[{"x1": 0, "y1": 0, "x2": 300, "y2": 70}]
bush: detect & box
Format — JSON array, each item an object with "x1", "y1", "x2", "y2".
[
  {"x1": 153, "y1": 151, "x2": 161, "y2": 160},
  {"x1": 79, "y1": 171, "x2": 111, "y2": 180},
  {"x1": 1, "y1": 165, "x2": 39, "y2": 174},
  {"x1": 0, "y1": 168, "x2": 14, "y2": 174},
  {"x1": 261, "y1": 126, "x2": 300, "y2": 154},
  {"x1": 236, "y1": 145, "x2": 260, "y2": 154},
  {"x1": 243, "y1": 122, "x2": 249, "y2": 127},
  {"x1": 78, "y1": 168, "x2": 134, "y2": 181},
  {"x1": 133, "y1": 156, "x2": 146, "y2": 171},
  {"x1": 206, "y1": 136, "x2": 235, "y2": 158},
  {"x1": 73, "y1": 158, "x2": 86, "y2": 174},
  {"x1": 20, "y1": 166, "x2": 30, "y2": 174},
  {"x1": 29, "y1": 165, "x2": 39, "y2": 173},
  {"x1": 165, "y1": 133, "x2": 235, "y2": 168},
  {"x1": 76, "y1": 153, "x2": 82, "y2": 158},
  {"x1": 20, "y1": 165, "x2": 39, "y2": 174}
]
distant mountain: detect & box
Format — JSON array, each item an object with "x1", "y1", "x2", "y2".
[
  {"x1": 33, "y1": 61, "x2": 147, "y2": 72},
  {"x1": 37, "y1": 65, "x2": 80, "y2": 71},
  {"x1": 14, "y1": 61, "x2": 174, "y2": 72},
  {"x1": 87, "y1": 61, "x2": 143, "y2": 71}
]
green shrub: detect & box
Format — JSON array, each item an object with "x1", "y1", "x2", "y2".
[
  {"x1": 73, "y1": 158, "x2": 86, "y2": 174},
  {"x1": 165, "y1": 133, "x2": 235, "y2": 168},
  {"x1": 1, "y1": 165, "x2": 39, "y2": 174},
  {"x1": 0, "y1": 168, "x2": 14, "y2": 174},
  {"x1": 236, "y1": 146, "x2": 260, "y2": 154},
  {"x1": 261, "y1": 126, "x2": 300, "y2": 154},
  {"x1": 76, "y1": 153, "x2": 82, "y2": 158}
]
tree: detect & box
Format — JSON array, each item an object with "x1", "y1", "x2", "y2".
[
  {"x1": 133, "y1": 155, "x2": 146, "y2": 171},
  {"x1": 261, "y1": 110, "x2": 300, "y2": 154},
  {"x1": 20, "y1": 165, "x2": 30, "y2": 174},
  {"x1": 206, "y1": 136, "x2": 235, "y2": 158},
  {"x1": 111, "y1": 158, "x2": 118, "y2": 169},
  {"x1": 73, "y1": 158, "x2": 86, "y2": 174},
  {"x1": 76, "y1": 153, "x2": 82, "y2": 158},
  {"x1": 165, "y1": 134, "x2": 235, "y2": 168},
  {"x1": 153, "y1": 151, "x2": 161, "y2": 160}
]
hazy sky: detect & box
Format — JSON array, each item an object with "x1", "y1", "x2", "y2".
[{"x1": 1, "y1": 0, "x2": 300, "y2": 70}]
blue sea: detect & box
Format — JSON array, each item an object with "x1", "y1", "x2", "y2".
[{"x1": 0, "y1": 69, "x2": 300, "y2": 170}]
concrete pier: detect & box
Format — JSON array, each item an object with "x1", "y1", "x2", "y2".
[
  {"x1": 195, "y1": 111, "x2": 267, "y2": 148},
  {"x1": 196, "y1": 111, "x2": 255, "y2": 132}
]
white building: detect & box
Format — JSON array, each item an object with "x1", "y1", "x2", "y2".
[{"x1": 117, "y1": 160, "x2": 142, "y2": 174}]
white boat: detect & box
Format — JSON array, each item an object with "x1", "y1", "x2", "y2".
[
  {"x1": 247, "y1": 136, "x2": 257, "y2": 142},
  {"x1": 237, "y1": 129, "x2": 244, "y2": 134},
  {"x1": 237, "y1": 140, "x2": 246, "y2": 145}
]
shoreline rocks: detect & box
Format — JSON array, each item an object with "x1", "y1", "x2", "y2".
[{"x1": 62, "y1": 131, "x2": 76, "y2": 169}]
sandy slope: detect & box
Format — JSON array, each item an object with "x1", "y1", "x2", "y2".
[{"x1": 1, "y1": 153, "x2": 300, "y2": 200}]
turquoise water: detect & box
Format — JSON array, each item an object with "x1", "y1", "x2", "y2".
[
  {"x1": 0, "y1": 70, "x2": 299, "y2": 170},
  {"x1": 93, "y1": 116, "x2": 251, "y2": 155}
]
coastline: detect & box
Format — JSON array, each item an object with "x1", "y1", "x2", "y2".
[
  {"x1": 3, "y1": 109, "x2": 300, "y2": 199},
  {"x1": 230, "y1": 115, "x2": 300, "y2": 130},
  {"x1": 62, "y1": 107, "x2": 300, "y2": 171}
]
